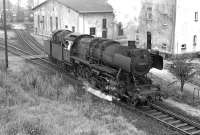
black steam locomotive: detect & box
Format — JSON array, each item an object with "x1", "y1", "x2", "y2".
[{"x1": 44, "y1": 29, "x2": 163, "y2": 105}]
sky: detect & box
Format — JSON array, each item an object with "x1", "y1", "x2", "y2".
[{"x1": 10, "y1": 0, "x2": 28, "y2": 8}]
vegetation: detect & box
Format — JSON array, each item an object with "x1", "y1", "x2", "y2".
[
  {"x1": 169, "y1": 58, "x2": 196, "y2": 94},
  {"x1": 0, "y1": 62, "x2": 177, "y2": 135},
  {"x1": 149, "y1": 71, "x2": 200, "y2": 107}
]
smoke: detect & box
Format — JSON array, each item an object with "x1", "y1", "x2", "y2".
[{"x1": 107, "y1": 0, "x2": 143, "y2": 28}]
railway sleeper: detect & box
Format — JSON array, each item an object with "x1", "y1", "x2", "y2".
[
  {"x1": 190, "y1": 129, "x2": 200, "y2": 135},
  {"x1": 175, "y1": 123, "x2": 188, "y2": 128},
  {"x1": 156, "y1": 114, "x2": 169, "y2": 119},
  {"x1": 181, "y1": 126, "x2": 195, "y2": 131}
]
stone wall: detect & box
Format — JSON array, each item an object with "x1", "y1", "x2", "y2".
[{"x1": 122, "y1": 0, "x2": 176, "y2": 53}]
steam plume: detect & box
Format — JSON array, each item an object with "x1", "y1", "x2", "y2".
[{"x1": 107, "y1": 0, "x2": 143, "y2": 28}]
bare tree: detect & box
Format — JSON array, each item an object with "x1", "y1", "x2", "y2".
[{"x1": 170, "y1": 58, "x2": 195, "y2": 94}]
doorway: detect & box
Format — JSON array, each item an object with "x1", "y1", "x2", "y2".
[{"x1": 147, "y1": 31, "x2": 152, "y2": 49}]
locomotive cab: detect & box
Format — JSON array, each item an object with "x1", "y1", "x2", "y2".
[
  {"x1": 62, "y1": 33, "x2": 81, "y2": 62},
  {"x1": 46, "y1": 30, "x2": 72, "y2": 62}
]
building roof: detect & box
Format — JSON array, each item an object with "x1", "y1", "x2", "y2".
[{"x1": 33, "y1": 0, "x2": 113, "y2": 13}]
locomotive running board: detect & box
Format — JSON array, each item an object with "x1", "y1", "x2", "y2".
[
  {"x1": 83, "y1": 82, "x2": 114, "y2": 101},
  {"x1": 87, "y1": 87, "x2": 113, "y2": 101}
]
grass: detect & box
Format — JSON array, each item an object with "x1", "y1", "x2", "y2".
[{"x1": 0, "y1": 59, "x2": 179, "y2": 135}]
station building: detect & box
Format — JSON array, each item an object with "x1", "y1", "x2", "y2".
[
  {"x1": 33, "y1": 0, "x2": 200, "y2": 54},
  {"x1": 131, "y1": 0, "x2": 200, "y2": 54},
  {"x1": 32, "y1": 0, "x2": 124, "y2": 39}
]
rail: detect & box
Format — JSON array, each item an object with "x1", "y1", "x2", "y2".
[
  {"x1": 15, "y1": 30, "x2": 44, "y2": 55},
  {"x1": 139, "y1": 102, "x2": 200, "y2": 135}
]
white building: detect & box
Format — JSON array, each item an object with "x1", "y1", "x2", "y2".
[
  {"x1": 33, "y1": 0, "x2": 200, "y2": 54},
  {"x1": 32, "y1": 0, "x2": 124, "y2": 39},
  {"x1": 174, "y1": 0, "x2": 200, "y2": 54},
  {"x1": 126, "y1": 0, "x2": 200, "y2": 54}
]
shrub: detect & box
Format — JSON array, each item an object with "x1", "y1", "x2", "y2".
[{"x1": 170, "y1": 58, "x2": 196, "y2": 93}]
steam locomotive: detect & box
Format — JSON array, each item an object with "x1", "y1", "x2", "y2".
[{"x1": 44, "y1": 29, "x2": 163, "y2": 105}]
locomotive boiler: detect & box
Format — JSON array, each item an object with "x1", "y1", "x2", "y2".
[{"x1": 44, "y1": 29, "x2": 164, "y2": 105}]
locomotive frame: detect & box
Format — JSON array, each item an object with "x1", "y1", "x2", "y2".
[{"x1": 44, "y1": 29, "x2": 164, "y2": 106}]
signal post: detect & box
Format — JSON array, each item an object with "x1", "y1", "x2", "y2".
[{"x1": 3, "y1": 0, "x2": 8, "y2": 69}]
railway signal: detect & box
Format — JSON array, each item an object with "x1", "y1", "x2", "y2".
[{"x1": 3, "y1": 0, "x2": 8, "y2": 69}]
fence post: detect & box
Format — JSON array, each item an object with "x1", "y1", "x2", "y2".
[
  {"x1": 193, "y1": 88, "x2": 196, "y2": 105},
  {"x1": 193, "y1": 88, "x2": 200, "y2": 105}
]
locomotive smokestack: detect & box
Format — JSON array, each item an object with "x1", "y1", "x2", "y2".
[{"x1": 128, "y1": 41, "x2": 136, "y2": 48}]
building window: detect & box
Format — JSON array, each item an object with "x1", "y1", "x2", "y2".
[
  {"x1": 193, "y1": 35, "x2": 197, "y2": 45},
  {"x1": 135, "y1": 29, "x2": 139, "y2": 42},
  {"x1": 72, "y1": 26, "x2": 75, "y2": 32},
  {"x1": 181, "y1": 44, "x2": 186, "y2": 50},
  {"x1": 50, "y1": 16, "x2": 52, "y2": 32},
  {"x1": 38, "y1": 15, "x2": 40, "y2": 28},
  {"x1": 42, "y1": 16, "x2": 45, "y2": 29},
  {"x1": 147, "y1": 7, "x2": 153, "y2": 20},
  {"x1": 102, "y1": 18, "x2": 107, "y2": 29},
  {"x1": 118, "y1": 23, "x2": 123, "y2": 36},
  {"x1": 162, "y1": 43, "x2": 167, "y2": 49},
  {"x1": 136, "y1": 34, "x2": 139, "y2": 41},
  {"x1": 90, "y1": 27, "x2": 96, "y2": 35},
  {"x1": 195, "y1": 12, "x2": 198, "y2": 22},
  {"x1": 56, "y1": 17, "x2": 58, "y2": 29}
]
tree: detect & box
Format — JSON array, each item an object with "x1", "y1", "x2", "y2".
[{"x1": 170, "y1": 58, "x2": 195, "y2": 94}]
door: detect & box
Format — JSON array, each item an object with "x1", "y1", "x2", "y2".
[
  {"x1": 147, "y1": 31, "x2": 151, "y2": 49},
  {"x1": 102, "y1": 30, "x2": 107, "y2": 38}
]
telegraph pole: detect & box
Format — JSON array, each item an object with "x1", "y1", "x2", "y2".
[{"x1": 3, "y1": 0, "x2": 8, "y2": 69}]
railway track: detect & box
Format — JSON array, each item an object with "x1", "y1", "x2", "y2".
[
  {"x1": 0, "y1": 41, "x2": 80, "y2": 85},
  {"x1": 0, "y1": 41, "x2": 30, "y2": 56},
  {"x1": 22, "y1": 30, "x2": 45, "y2": 52},
  {"x1": 15, "y1": 30, "x2": 44, "y2": 55},
  {"x1": 2, "y1": 31, "x2": 200, "y2": 134},
  {"x1": 115, "y1": 100, "x2": 200, "y2": 135},
  {"x1": 0, "y1": 41, "x2": 54, "y2": 71},
  {"x1": 0, "y1": 38, "x2": 36, "y2": 55},
  {"x1": 142, "y1": 103, "x2": 200, "y2": 135}
]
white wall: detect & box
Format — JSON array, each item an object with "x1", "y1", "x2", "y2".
[
  {"x1": 134, "y1": 0, "x2": 176, "y2": 52},
  {"x1": 34, "y1": 0, "x2": 79, "y2": 36},
  {"x1": 33, "y1": 1, "x2": 116, "y2": 39},
  {"x1": 79, "y1": 13, "x2": 115, "y2": 39},
  {"x1": 174, "y1": 0, "x2": 200, "y2": 54}
]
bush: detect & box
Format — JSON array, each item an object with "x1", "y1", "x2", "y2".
[{"x1": 170, "y1": 58, "x2": 195, "y2": 93}]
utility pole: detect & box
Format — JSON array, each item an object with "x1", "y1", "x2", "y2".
[{"x1": 3, "y1": 0, "x2": 8, "y2": 69}]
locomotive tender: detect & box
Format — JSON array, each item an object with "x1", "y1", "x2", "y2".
[{"x1": 44, "y1": 29, "x2": 164, "y2": 105}]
